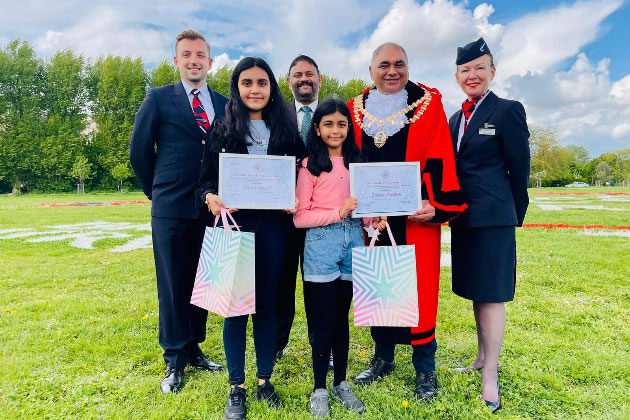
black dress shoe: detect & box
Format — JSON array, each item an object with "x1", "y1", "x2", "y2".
[
  {"x1": 160, "y1": 367, "x2": 184, "y2": 394},
  {"x1": 483, "y1": 381, "x2": 501, "y2": 414},
  {"x1": 353, "y1": 357, "x2": 395, "y2": 385},
  {"x1": 189, "y1": 354, "x2": 223, "y2": 372},
  {"x1": 328, "y1": 354, "x2": 334, "y2": 371},
  {"x1": 414, "y1": 371, "x2": 438, "y2": 400},
  {"x1": 224, "y1": 386, "x2": 247, "y2": 420}
]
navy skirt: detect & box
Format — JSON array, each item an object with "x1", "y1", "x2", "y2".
[{"x1": 451, "y1": 226, "x2": 516, "y2": 302}]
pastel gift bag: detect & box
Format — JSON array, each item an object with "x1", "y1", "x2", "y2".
[
  {"x1": 191, "y1": 208, "x2": 256, "y2": 317},
  {"x1": 351, "y1": 222, "x2": 419, "y2": 327}
]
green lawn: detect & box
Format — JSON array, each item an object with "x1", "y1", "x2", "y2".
[{"x1": 1, "y1": 188, "x2": 629, "y2": 419}]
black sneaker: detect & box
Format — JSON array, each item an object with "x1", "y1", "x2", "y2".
[
  {"x1": 256, "y1": 380, "x2": 281, "y2": 408},
  {"x1": 224, "y1": 386, "x2": 247, "y2": 420}
]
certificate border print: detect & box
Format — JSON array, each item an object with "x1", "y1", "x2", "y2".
[
  {"x1": 218, "y1": 153, "x2": 296, "y2": 210},
  {"x1": 349, "y1": 161, "x2": 422, "y2": 217}
]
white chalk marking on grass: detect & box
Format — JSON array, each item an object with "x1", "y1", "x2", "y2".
[
  {"x1": 578, "y1": 230, "x2": 630, "y2": 238},
  {"x1": 0, "y1": 228, "x2": 36, "y2": 234},
  {"x1": 598, "y1": 195, "x2": 630, "y2": 202},
  {"x1": 537, "y1": 204, "x2": 627, "y2": 211},
  {"x1": 441, "y1": 230, "x2": 451, "y2": 244},
  {"x1": 0, "y1": 221, "x2": 153, "y2": 252},
  {"x1": 440, "y1": 252, "x2": 451, "y2": 267},
  {"x1": 111, "y1": 235, "x2": 152, "y2": 252}
]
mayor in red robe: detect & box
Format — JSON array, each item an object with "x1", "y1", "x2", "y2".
[{"x1": 348, "y1": 43, "x2": 466, "y2": 400}]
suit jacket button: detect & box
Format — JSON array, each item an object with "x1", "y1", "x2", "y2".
[{"x1": 222, "y1": 148, "x2": 226, "y2": 152}]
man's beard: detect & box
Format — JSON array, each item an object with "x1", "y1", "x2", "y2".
[{"x1": 292, "y1": 81, "x2": 318, "y2": 102}]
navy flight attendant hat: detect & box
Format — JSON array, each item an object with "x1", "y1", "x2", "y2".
[{"x1": 456, "y1": 37, "x2": 491, "y2": 65}]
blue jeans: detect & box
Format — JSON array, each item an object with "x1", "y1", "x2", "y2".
[{"x1": 303, "y1": 218, "x2": 365, "y2": 282}]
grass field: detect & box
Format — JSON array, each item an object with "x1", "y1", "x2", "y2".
[{"x1": 1, "y1": 188, "x2": 629, "y2": 419}]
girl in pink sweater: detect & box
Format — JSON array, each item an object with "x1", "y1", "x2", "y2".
[{"x1": 294, "y1": 98, "x2": 386, "y2": 417}]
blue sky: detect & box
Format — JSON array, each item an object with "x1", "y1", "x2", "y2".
[{"x1": 1, "y1": 0, "x2": 629, "y2": 157}]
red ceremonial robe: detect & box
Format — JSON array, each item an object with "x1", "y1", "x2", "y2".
[{"x1": 348, "y1": 82, "x2": 467, "y2": 345}]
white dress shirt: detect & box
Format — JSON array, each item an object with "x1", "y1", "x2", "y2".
[
  {"x1": 457, "y1": 90, "x2": 490, "y2": 152},
  {"x1": 295, "y1": 99, "x2": 318, "y2": 128},
  {"x1": 181, "y1": 80, "x2": 215, "y2": 126}
]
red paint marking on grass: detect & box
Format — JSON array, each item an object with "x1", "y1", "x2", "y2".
[
  {"x1": 35, "y1": 201, "x2": 150, "y2": 207},
  {"x1": 522, "y1": 223, "x2": 630, "y2": 230},
  {"x1": 532, "y1": 192, "x2": 630, "y2": 196}
]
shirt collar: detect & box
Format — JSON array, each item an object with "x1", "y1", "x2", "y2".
[
  {"x1": 295, "y1": 99, "x2": 318, "y2": 113},
  {"x1": 181, "y1": 79, "x2": 209, "y2": 97}
]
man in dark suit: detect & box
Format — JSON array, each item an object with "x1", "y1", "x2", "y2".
[
  {"x1": 274, "y1": 55, "x2": 324, "y2": 364},
  {"x1": 130, "y1": 29, "x2": 228, "y2": 394}
]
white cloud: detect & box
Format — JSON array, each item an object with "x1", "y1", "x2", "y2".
[
  {"x1": 610, "y1": 74, "x2": 630, "y2": 105},
  {"x1": 211, "y1": 53, "x2": 241, "y2": 72},
  {"x1": 611, "y1": 123, "x2": 630, "y2": 139},
  {"x1": 496, "y1": 0, "x2": 623, "y2": 81}
]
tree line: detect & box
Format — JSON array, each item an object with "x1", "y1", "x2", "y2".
[
  {"x1": 1, "y1": 41, "x2": 627, "y2": 194},
  {"x1": 529, "y1": 126, "x2": 629, "y2": 187}
]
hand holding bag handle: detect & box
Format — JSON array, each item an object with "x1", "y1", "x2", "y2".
[
  {"x1": 213, "y1": 207, "x2": 241, "y2": 234},
  {"x1": 368, "y1": 221, "x2": 396, "y2": 250}
]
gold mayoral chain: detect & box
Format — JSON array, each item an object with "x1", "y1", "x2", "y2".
[{"x1": 353, "y1": 90, "x2": 432, "y2": 148}]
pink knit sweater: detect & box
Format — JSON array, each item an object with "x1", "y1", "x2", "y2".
[{"x1": 294, "y1": 157, "x2": 370, "y2": 228}]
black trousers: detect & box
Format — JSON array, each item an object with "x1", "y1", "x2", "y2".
[
  {"x1": 371, "y1": 327, "x2": 437, "y2": 373},
  {"x1": 222, "y1": 210, "x2": 290, "y2": 385},
  {"x1": 275, "y1": 226, "x2": 305, "y2": 352},
  {"x1": 152, "y1": 216, "x2": 207, "y2": 368},
  {"x1": 303, "y1": 279, "x2": 353, "y2": 390}
]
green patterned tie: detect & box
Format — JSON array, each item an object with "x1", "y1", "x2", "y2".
[{"x1": 300, "y1": 106, "x2": 312, "y2": 144}]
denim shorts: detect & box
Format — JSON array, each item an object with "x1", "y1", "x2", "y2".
[{"x1": 303, "y1": 218, "x2": 365, "y2": 283}]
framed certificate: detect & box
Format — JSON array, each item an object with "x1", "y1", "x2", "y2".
[
  {"x1": 219, "y1": 153, "x2": 296, "y2": 210},
  {"x1": 349, "y1": 162, "x2": 421, "y2": 217}
]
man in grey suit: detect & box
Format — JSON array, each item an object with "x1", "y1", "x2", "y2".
[
  {"x1": 130, "y1": 30, "x2": 227, "y2": 394},
  {"x1": 275, "y1": 55, "x2": 326, "y2": 364}
]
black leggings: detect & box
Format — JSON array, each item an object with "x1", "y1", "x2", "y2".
[{"x1": 303, "y1": 279, "x2": 353, "y2": 390}]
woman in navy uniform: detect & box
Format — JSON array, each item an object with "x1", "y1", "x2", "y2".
[{"x1": 448, "y1": 38, "x2": 530, "y2": 413}]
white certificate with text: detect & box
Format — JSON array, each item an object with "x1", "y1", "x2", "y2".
[
  {"x1": 219, "y1": 153, "x2": 296, "y2": 210},
  {"x1": 349, "y1": 162, "x2": 421, "y2": 217}
]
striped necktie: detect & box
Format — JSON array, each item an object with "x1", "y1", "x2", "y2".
[{"x1": 191, "y1": 89, "x2": 210, "y2": 134}]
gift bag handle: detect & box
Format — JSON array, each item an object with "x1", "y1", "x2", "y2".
[
  {"x1": 213, "y1": 207, "x2": 241, "y2": 234},
  {"x1": 368, "y1": 221, "x2": 396, "y2": 250}
]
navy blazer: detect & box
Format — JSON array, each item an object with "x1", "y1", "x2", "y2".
[
  {"x1": 130, "y1": 81, "x2": 228, "y2": 219},
  {"x1": 448, "y1": 91, "x2": 530, "y2": 228}
]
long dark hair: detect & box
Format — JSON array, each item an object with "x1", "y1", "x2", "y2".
[
  {"x1": 216, "y1": 56, "x2": 296, "y2": 150},
  {"x1": 306, "y1": 98, "x2": 362, "y2": 176}
]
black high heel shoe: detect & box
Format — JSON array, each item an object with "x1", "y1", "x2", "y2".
[{"x1": 483, "y1": 381, "x2": 501, "y2": 414}]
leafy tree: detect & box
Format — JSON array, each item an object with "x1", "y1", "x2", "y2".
[
  {"x1": 38, "y1": 49, "x2": 88, "y2": 190},
  {"x1": 207, "y1": 65, "x2": 232, "y2": 97},
  {"x1": 70, "y1": 155, "x2": 92, "y2": 193},
  {"x1": 0, "y1": 40, "x2": 46, "y2": 193},
  {"x1": 565, "y1": 144, "x2": 590, "y2": 180},
  {"x1": 111, "y1": 163, "x2": 132, "y2": 191},
  {"x1": 593, "y1": 161, "x2": 611, "y2": 186},
  {"x1": 150, "y1": 60, "x2": 179, "y2": 88},
  {"x1": 529, "y1": 126, "x2": 572, "y2": 186},
  {"x1": 88, "y1": 55, "x2": 147, "y2": 188}
]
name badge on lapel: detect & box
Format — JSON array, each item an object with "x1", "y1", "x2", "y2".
[{"x1": 479, "y1": 123, "x2": 495, "y2": 136}]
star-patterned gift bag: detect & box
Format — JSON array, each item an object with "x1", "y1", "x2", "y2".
[
  {"x1": 191, "y1": 209, "x2": 255, "y2": 317},
  {"x1": 351, "y1": 223, "x2": 418, "y2": 327}
]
